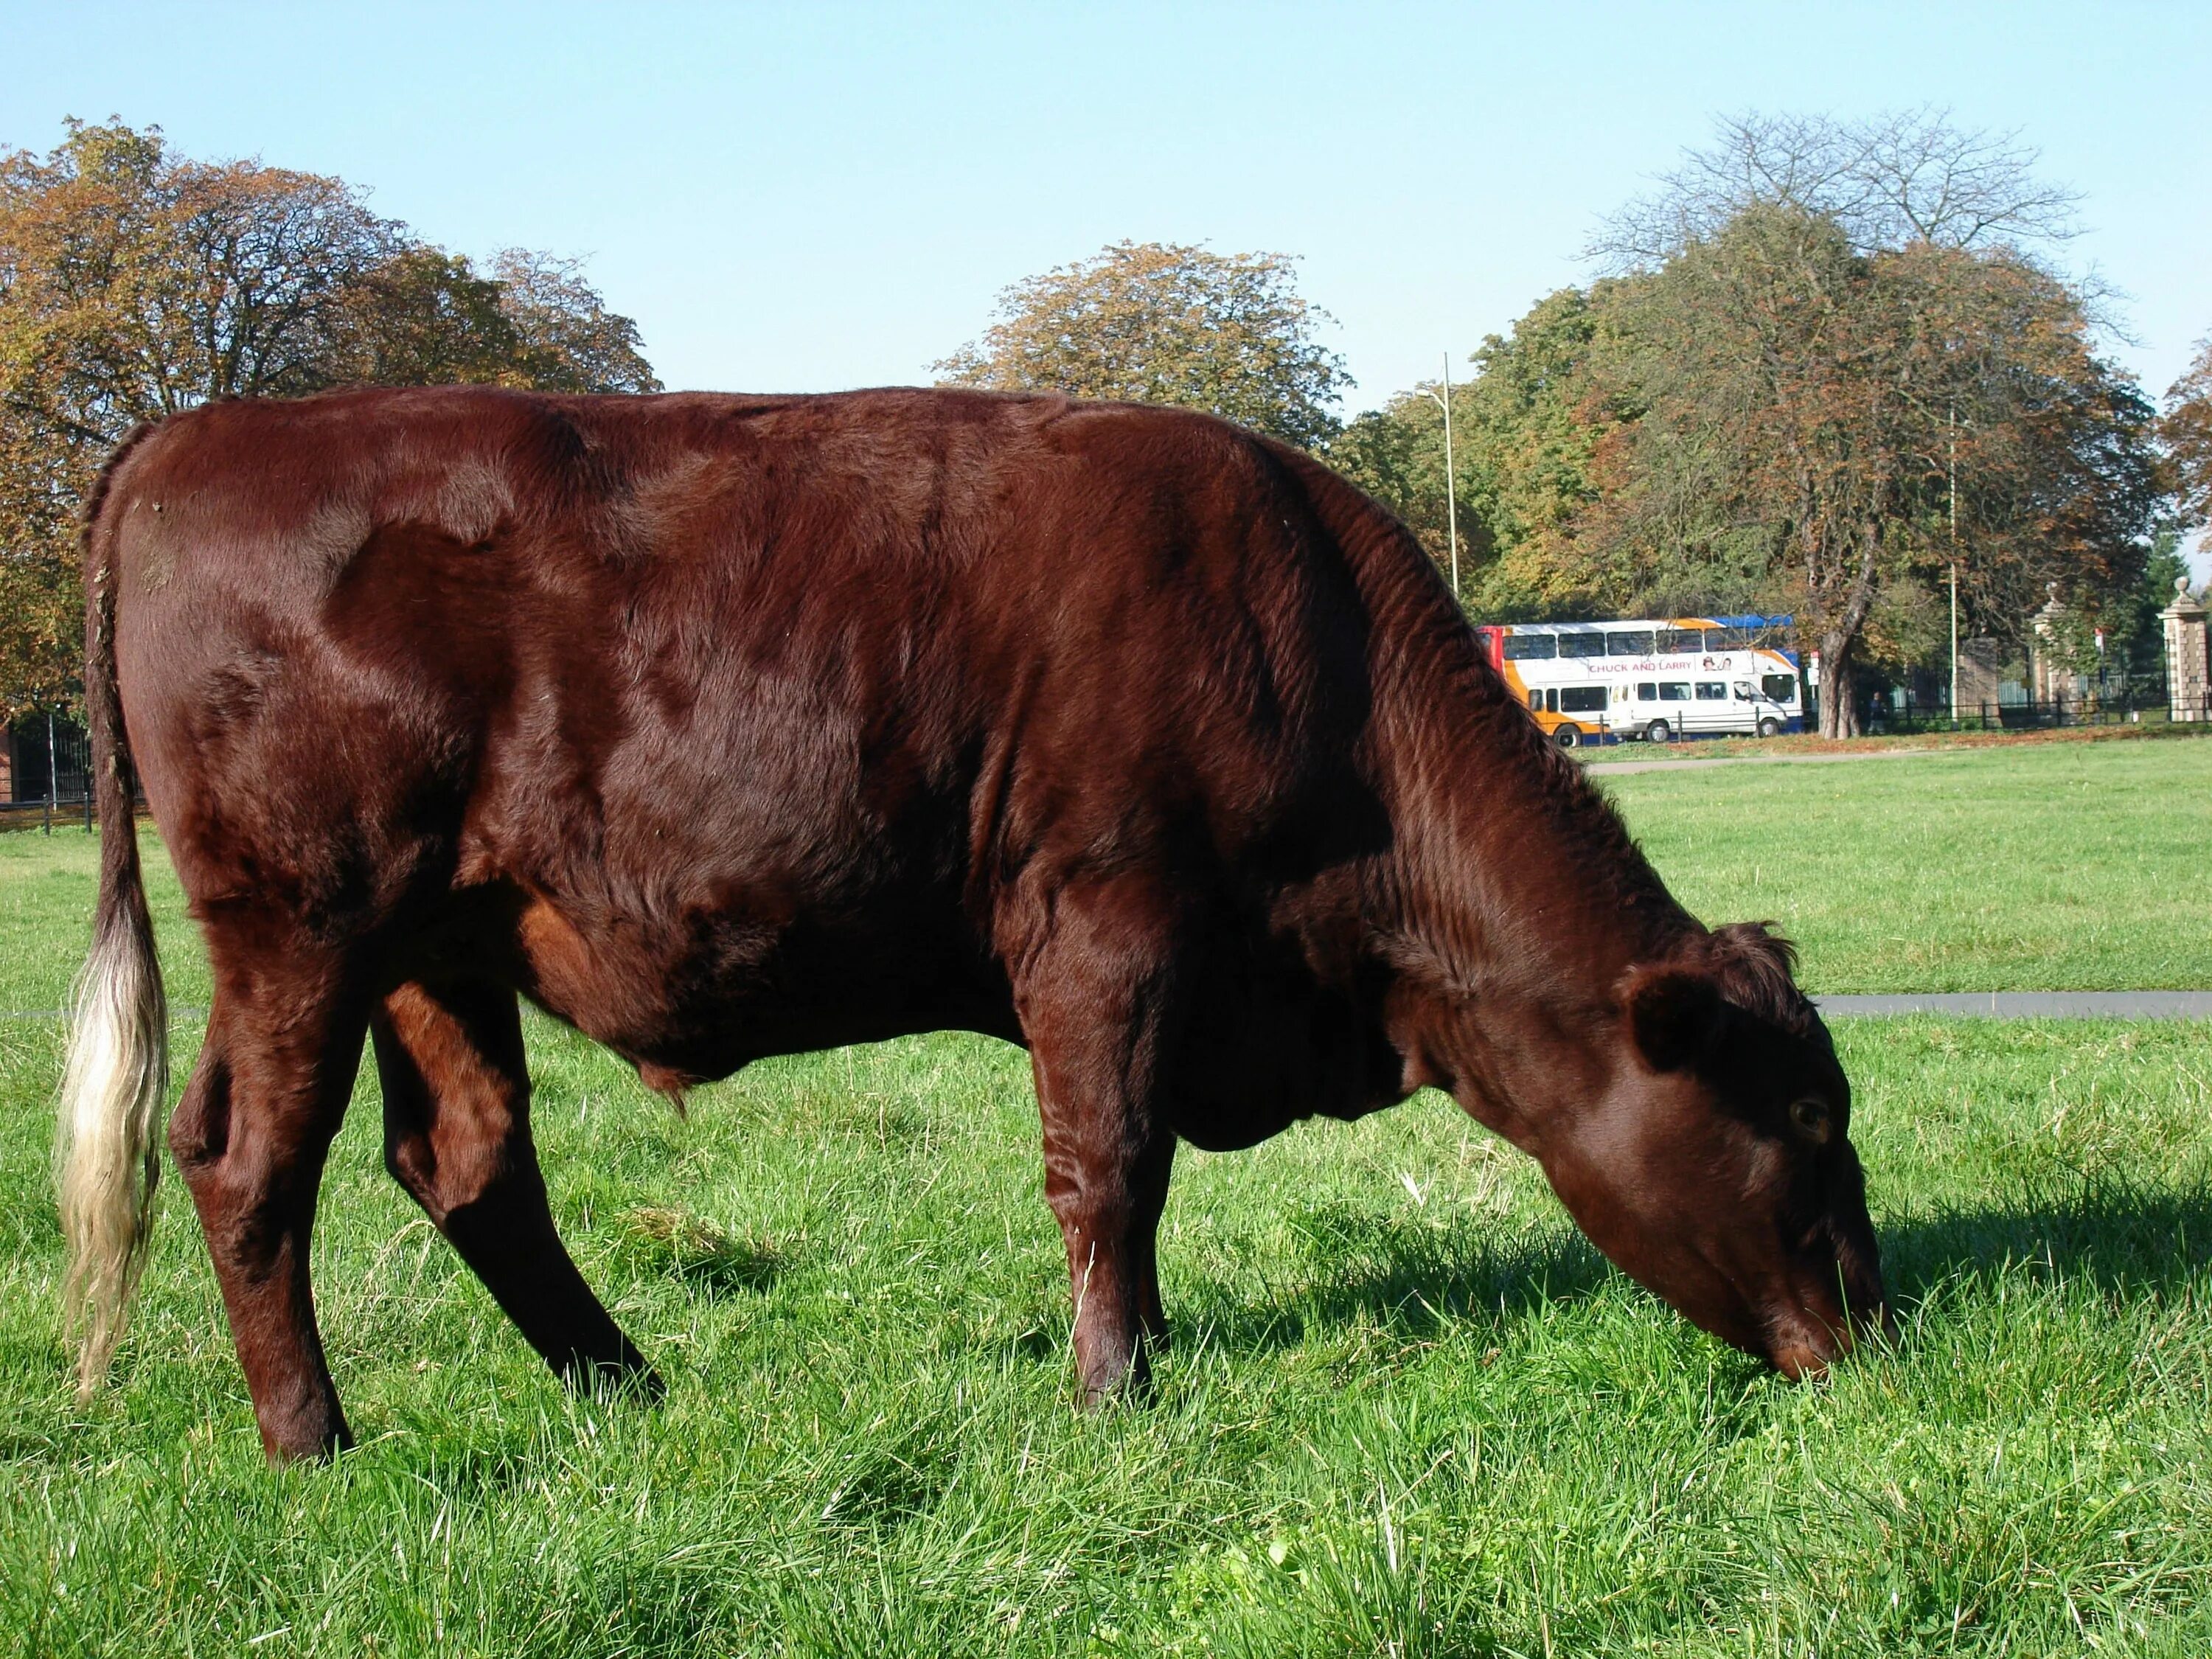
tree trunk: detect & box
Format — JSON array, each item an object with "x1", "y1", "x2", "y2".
[
  {"x1": 1818, "y1": 629, "x2": 1860, "y2": 738},
  {"x1": 1813, "y1": 515, "x2": 1885, "y2": 740}
]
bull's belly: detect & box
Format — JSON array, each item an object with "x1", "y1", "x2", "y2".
[
  {"x1": 1166, "y1": 1048, "x2": 1404, "y2": 1152},
  {"x1": 507, "y1": 884, "x2": 1019, "y2": 1083},
  {"x1": 497, "y1": 880, "x2": 1400, "y2": 1138}
]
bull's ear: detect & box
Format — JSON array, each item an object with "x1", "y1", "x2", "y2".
[{"x1": 1624, "y1": 968, "x2": 1728, "y2": 1074}]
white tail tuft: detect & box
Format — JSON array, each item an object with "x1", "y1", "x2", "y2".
[{"x1": 55, "y1": 914, "x2": 168, "y2": 1401}]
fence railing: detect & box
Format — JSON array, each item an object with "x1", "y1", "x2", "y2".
[
  {"x1": 2, "y1": 717, "x2": 94, "y2": 832},
  {"x1": 1845, "y1": 675, "x2": 2211, "y2": 734}
]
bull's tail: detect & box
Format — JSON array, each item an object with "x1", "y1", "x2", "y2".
[{"x1": 55, "y1": 426, "x2": 168, "y2": 1401}]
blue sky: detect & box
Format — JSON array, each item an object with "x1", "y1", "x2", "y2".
[{"x1": 4, "y1": 1, "x2": 2208, "y2": 420}]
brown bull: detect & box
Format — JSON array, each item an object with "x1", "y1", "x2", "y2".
[{"x1": 56, "y1": 386, "x2": 1885, "y2": 1461}]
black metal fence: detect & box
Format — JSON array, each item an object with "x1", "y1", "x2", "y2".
[
  {"x1": 1842, "y1": 672, "x2": 2211, "y2": 735},
  {"x1": 2, "y1": 714, "x2": 94, "y2": 832}
]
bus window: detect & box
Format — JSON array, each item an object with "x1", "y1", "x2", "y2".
[
  {"x1": 1762, "y1": 674, "x2": 1798, "y2": 703},
  {"x1": 1695, "y1": 682, "x2": 1726, "y2": 700},
  {"x1": 1657, "y1": 627, "x2": 1702, "y2": 653},
  {"x1": 1502, "y1": 632, "x2": 1557, "y2": 660},
  {"x1": 1635, "y1": 682, "x2": 1656, "y2": 701},
  {"x1": 1557, "y1": 632, "x2": 1607, "y2": 659},
  {"x1": 1545, "y1": 688, "x2": 1558, "y2": 712},
  {"x1": 1607, "y1": 630, "x2": 1656, "y2": 655},
  {"x1": 1704, "y1": 627, "x2": 1753, "y2": 651},
  {"x1": 1558, "y1": 686, "x2": 1607, "y2": 714},
  {"x1": 1658, "y1": 683, "x2": 1690, "y2": 701},
  {"x1": 1527, "y1": 689, "x2": 1543, "y2": 711}
]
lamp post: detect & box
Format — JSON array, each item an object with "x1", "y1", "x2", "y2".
[
  {"x1": 1414, "y1": 352, "x2": 1459, "y2": 599},
  {"x1": 1950, "y1": 560, "x2": 1959, "y2": 727},
  {"x1": 1948, "y1": 404, "x2": 1959, "y2": 727}
]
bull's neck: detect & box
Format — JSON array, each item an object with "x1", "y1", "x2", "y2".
[{"x1": 1363, "y1": 630, "x2": 1699, "y2": 1152}]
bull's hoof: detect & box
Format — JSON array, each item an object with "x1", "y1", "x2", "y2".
[
  {"x1": 564, "y1": 1354, "x2": 666, "y2": 1406},
  {"x1": 260, "y1": 1408, "x2": 354, "y2": 1466},
  {"x1": 1075, "y1": 1353, "x2": 1154, "y2": 1410}
]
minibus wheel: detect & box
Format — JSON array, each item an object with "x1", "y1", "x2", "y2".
[
  {"x1": 1646, "y1": 719, "x2": 1673, "y2": 743},
  {"x1": 1554, "y1": 725, "x2": 1583, "y2": 748},
  {"x1": 1757, "y1": 717, "x2": 1784, "y2": 738}
]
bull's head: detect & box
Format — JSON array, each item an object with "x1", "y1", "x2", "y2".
[{"x1": 1525, "y1": 928, "x2": 1888, "y2": 1375}]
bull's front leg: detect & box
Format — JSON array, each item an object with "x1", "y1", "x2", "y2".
[
  {"x1": 1017, "y1": 877, "x2": 1184, "y2": 1404},
  {"x1": 1042, "y1": 1122, "x2": 1175, "y2": 1400}
]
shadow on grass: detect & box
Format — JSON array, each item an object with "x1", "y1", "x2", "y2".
[
  {"x1": 1877, "y1": 1177, "x2": 2212, "y2": 1305},
  {"x1": 616, "y1": 1205, "x2": 783, "y2": 1297},
  {"x1": 1177, "y1": 1206, "x2": 1616, "y2": 1357},
  {"x1": 1159, "y1": 1179, "x2": 2212, "y2": 1361}
]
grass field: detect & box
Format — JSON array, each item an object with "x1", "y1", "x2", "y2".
[
  {"x1": 1600, "y1": 738, "x2": 2212, "y2": 993},
  {"x1": 1, "y1": 739, "x2": 2209, "y2": 1655}
]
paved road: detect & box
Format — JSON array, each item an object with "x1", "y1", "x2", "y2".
[
  {"x1": 1817, "y1": 992, "x2": 2212, "y2": 1020},
  {"x1": 1585, "y1": 748, "x2": 1950, "y2": 776}
]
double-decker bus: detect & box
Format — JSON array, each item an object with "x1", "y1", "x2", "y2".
[{"x1": 1470, "y1": 616, "x2": 1805, "y2": 747}]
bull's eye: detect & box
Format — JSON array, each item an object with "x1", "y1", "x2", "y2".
[{"x1": 1790, "y1": 1098, "x2": 1832, "y2": 1143}]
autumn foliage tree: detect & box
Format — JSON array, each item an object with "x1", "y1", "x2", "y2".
[
  {"x1": 1333, "y1": 111, "x2": 2163, "y2": 736},
  {"x1": 935, "y1": 240, "x2": 1350, "y2": 450},
  {"x1": 2165, "y1": 337, "x2": 2212, "y2": 532},
  {"x1": 1590, "y1": 209, "x2": 2160, "y2": 734},
  {"x1": 0, "y1": 119, "x2": 658, "y2": 717},
  {"x1": 1332, "y1": 288, "x2": 1612, "y2": 614}
]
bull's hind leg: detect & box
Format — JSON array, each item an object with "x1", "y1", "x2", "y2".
[
  {"x1": 370, "y1": 981, "x2": 655, "y2": 1397},
  {"x1": 167, "y1": 961, "x2": 366, "y2": 1462},
  {"x1": 1018, "y1": 880, "x2": 1182, "y2": 1404}
]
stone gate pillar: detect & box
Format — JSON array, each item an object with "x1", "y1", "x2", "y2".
[
  {"x1": 2164, "y1": 577, "x2": 2208, "y2": 722},
  {"x1": 1955, "y1": 638, "x2": 2004, "y2": 723},
  {"x1": 2029, "y1": 582, "x2": 2072, "y2": 710}
]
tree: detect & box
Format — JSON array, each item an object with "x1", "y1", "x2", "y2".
[
  {"x1": 331, "y1": 246, "x2": 521, "y2": 386},
  {"x1": 2106, "y1": 529, "x2": 2191, "y2": 681},
  {"x1": 0, "y1": 119, "x2": 658, "y2": 717},
  {"x1": 934, "y1": 240, "x2": 1350, "y2": 449},
  {"x1": 1335, "y1": 109, "x2": 2159, "y2": 737},
  {"x1": 1355, "y1": 108, "x2": 2163, "y2": 735},
  {"x1": 2164, "y1": 335, "x2": 2212, "y2": 530},
  {"x1": 487, "y1": 249, "x2": 658, "y2": 394},
  {"x1": 1583, "y1": 205, "x2": 2159, "y2": 734},
  {"x1": 1332, "y1": 288, "x2": 1613, "y2": 614}
]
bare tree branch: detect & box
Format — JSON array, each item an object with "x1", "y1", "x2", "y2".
[{"x1": 1591, "y1": 108, "x2": 2084, "y2": 271}]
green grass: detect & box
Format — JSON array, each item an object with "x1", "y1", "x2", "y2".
[
  {"x1": 1, "y1": 740, "x2": 2210, "y2": 1655},
  {"x1": 1599, "y1": 738, "x2": 2212, "y2": 992}
]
